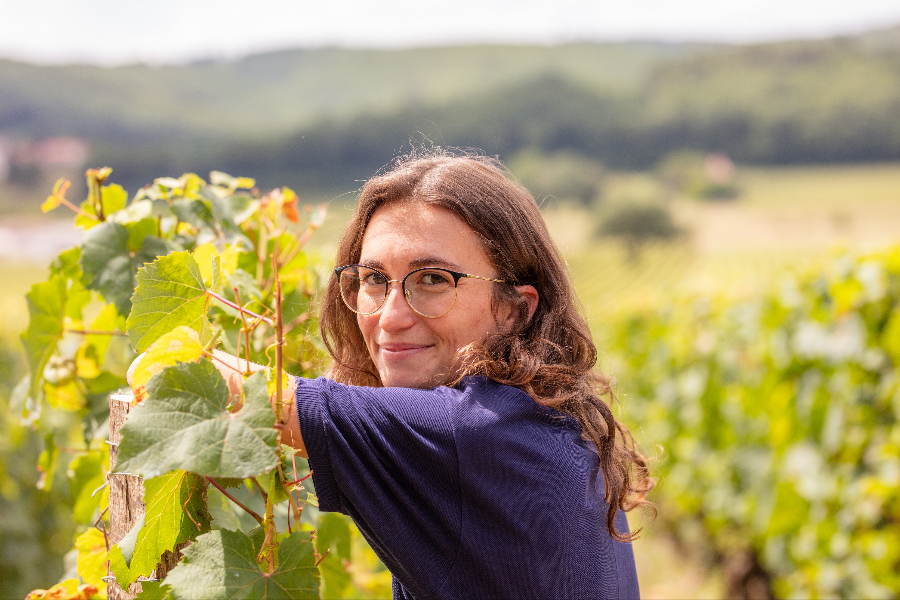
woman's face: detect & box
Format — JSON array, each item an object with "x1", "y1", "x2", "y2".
[{"x1": 356, "y1": 200, "x2": 514, "y2": 388}]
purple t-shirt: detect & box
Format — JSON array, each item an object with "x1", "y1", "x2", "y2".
[{"x1": 295, "y1": 375, "x2": 640, "y2": 600}]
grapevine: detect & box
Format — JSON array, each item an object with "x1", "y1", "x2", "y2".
[
  {"x1": 18, "y1": 167, "x2": 357, "y2": 599},
  {"x1": 608, "y1": 246, "x2": 900, "y2": 598}
]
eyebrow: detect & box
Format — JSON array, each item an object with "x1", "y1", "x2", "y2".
[{"x1": 359, "y1": 256, "x2": 464, "y2": 272}]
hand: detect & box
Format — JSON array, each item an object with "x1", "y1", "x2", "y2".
[{"x1": 205, "y1": 350, "x2": 305, "y2": 457}]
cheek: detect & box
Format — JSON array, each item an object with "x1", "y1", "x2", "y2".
[{"x1": 446, "y1": 291, "x2": 500, "y2": 345}]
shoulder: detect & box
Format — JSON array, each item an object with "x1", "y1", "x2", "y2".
[{"x1": 449, "y1": 375, "x2": 582, "y2": 432}]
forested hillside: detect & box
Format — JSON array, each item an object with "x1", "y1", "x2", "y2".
[{"x1": 3, "y1": 26, "x2": 900, "y2": 195}]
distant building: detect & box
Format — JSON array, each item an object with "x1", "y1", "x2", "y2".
[{"x1": 0, "y1": 136, "x2": 90, "y2": 183}]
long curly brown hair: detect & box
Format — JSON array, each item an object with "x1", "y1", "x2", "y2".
[{"x1": 320, "y1": 152, "x2": 655, "y2": 541}]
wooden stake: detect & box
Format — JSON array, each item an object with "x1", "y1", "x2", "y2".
[
  {"x1": 107, "y1": 393, "x2": 193, "y2": 598},
  {"x1": 107, "y1": 393, "x2": 144, "y2": 600}
]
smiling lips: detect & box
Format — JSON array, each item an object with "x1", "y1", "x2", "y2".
[{"x1": 379, "y1": 343, "x2": 432, "y2": 359}]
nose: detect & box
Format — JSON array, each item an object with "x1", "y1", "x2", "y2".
[{"x1": 376, "y1": 281, "x2": 417, "y2": 332}]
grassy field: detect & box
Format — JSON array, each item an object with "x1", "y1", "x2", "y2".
[{"x1": 1, "y1": 162, "x2": 899, "y2": 598}]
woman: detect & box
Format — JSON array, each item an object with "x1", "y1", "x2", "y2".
[{"x1": 267, "y1": 154, "x2": 652, "y2": 598}]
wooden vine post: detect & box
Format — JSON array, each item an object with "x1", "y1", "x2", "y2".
[
  {"x1": 107, "y1": 393, "x2": 186, "y2": 599},
  {"x1": 107, "y1": 393, "x2": 144, "y2": 599}
]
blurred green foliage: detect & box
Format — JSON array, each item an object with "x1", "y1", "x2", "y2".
[
  {"x1": 508, "y1": 149, "x2": 604, "y2": 206},
  {"x1": 657, "y1": 151, "x2": 739, "y2": 201},
  {"x1": 610, "y1": 247, "x2": 900, "y2": 598},
  {"x1": 0, "y1": 320, "x2": 78, "y2": 599}
]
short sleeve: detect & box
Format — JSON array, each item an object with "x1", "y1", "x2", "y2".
[{"x1": 295, "y1": 377, "x2": 462, "y2": 597}]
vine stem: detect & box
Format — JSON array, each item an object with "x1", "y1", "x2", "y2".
[
  {"x1": 263, "y1": 254, "x2": 286, "y2": 575},
  {"x1": 57, "y1": 195, "x2": 99, "y2": 221},
  {"x1": 63, "y1": 329, "x2": 127, "y2": 336},
  {"x1": 88, "y1": 170, "x2": 107, "y2": 221},
  {"x1": 206, "y1": 477, "x2": 264, "y2": 525},
  {"x1": 205, "y1": 290, "x2": 274, "y2": 326}
]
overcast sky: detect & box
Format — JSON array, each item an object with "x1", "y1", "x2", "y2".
[{"x1": 2, "y1": 0, "x2": 900, "y2": 65}]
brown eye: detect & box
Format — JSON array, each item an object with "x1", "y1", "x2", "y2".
[
  {"x1": 416, "y1": 270, "x2": 452, "y2": 288},
  {"x1": 360, "y1": 270, "x2": 386, "y2": 286}
]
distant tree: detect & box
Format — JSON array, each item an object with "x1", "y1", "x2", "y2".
[{"x1": 596, "y1": 202, "x2": 684, "y2": 260}]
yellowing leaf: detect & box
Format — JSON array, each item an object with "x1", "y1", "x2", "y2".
[
  {"x1": 75, "y1": 343, "x2": 102, "y2": 379},
  {"x1": 192, "y1": 243, "x2": 238, "y2": 288},
  {"x1": 131, "y1": 326, "x2": 203, "y2": 391},
  {"x1": 26, "y1": 578, "x2": 99, "y2": 600},
  {"x1": 85, "y1": 304, "x2": 121, "y2": 367},
  {"x1": 75, "y1": 528, "x2": 108, "y2": 593},
  {"x1": 68, "y1": 448, "x2": 108, "y2": 524},
  {"x1": 74, "y1": 199, "x2": 101, "y2": 230},
  {"x1": 41, "y1": 178, "x2": 71, "y2": 213},
  {"x1": 282, "y1": 187, "x2": 300, "y2": 223},
  {"x1": 44, "y1": 379, "x2": 84, "y2": 411},
  {"x1": 210, "y1": 170, "x2": 255, "y2": 193}
]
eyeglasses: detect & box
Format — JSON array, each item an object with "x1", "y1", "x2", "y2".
[{"x1": 335, "y1": 264, "x2": 508, "y2": 318}]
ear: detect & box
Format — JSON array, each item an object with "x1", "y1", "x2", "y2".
[
  {"x1": 515, "y1": 285, "x2": 539, "y2": 322},
  {"x1": 500, "y1": 285, "x2": 539, "y2": 329}
]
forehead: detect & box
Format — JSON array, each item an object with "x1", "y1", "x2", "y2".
[{"x1": 359, "y1": 200, "x2": 491, "y2": 271}]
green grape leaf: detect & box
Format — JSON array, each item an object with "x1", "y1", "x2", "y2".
[
  {"x1": 67, "y1": 449, "x2": 107, "y2": 524},
  {"x1": 127, "y1": 251, "x2": 208, "y2": 353},
  {"x1": 75, "y1": 199, "x2": 101, "y2": 230},
  {"x1": 109, "y1": 513, "x2": 145, "y2": 583},
  {"x1": 115, "y1": 362, "x2": 278, "y2": 479},
  {"x1": 137, "y1": 234, "x2": 175, "y2": 266},
  {"x1": 315, "y1": 513, "x2": 353, "y2": 600},
  {"x1": 80, "y1": 222, "x2": 134, "y2": 315},
  {"x1": 82, "y1": 303, "x2": 120, "y2": 372},
  {"x1": 101, "y1": 183, "x2": 129, "y2": 215},
  {"x1": 21, "y1": 277, "x2": 67, "y2": 399},
  {"x1": 126, "y1": 218, "x2": 161, "y2": 251},
  {"x1": 74, "y1": 528, "x2": 108, "y2": 588},
  {"x1": 49, "y1": 246, "x2": 82, "y2": 279},
  {"x1": 109, "y1": 470, "x2": 211, "y2": 587},
  {"x1": 227, "y1": 268, "x2": 263, "y2": 304},
  {"x1": 47, "y1": 247, "x2": 92, "y2": 321},
  {"x1": 172, "y1": 198, "x2": 216, "y2": 231},
  {"x1": 135, "y1": 581, "x2": 171, "y2": 600},
  {"x1": 314, "y1": 513, "x2": 351, "y2": 561},
  {"x1": 80, "y1": 222, "x2": 174, "y2": 317},
  {"x1": 257, "y1": 463, "x2": 291, "y2": 506},
  {"x1": 164, "y1": 529, "x2": 319, "y2": 600}
]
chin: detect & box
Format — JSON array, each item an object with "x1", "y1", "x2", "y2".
[{"x1": 379, "y1": 368, "x2": 448, "y2": 389}]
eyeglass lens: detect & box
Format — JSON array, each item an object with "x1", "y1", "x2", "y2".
[{"x1": 338, "y1": 266, "x2": 458, "y2": 317}]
